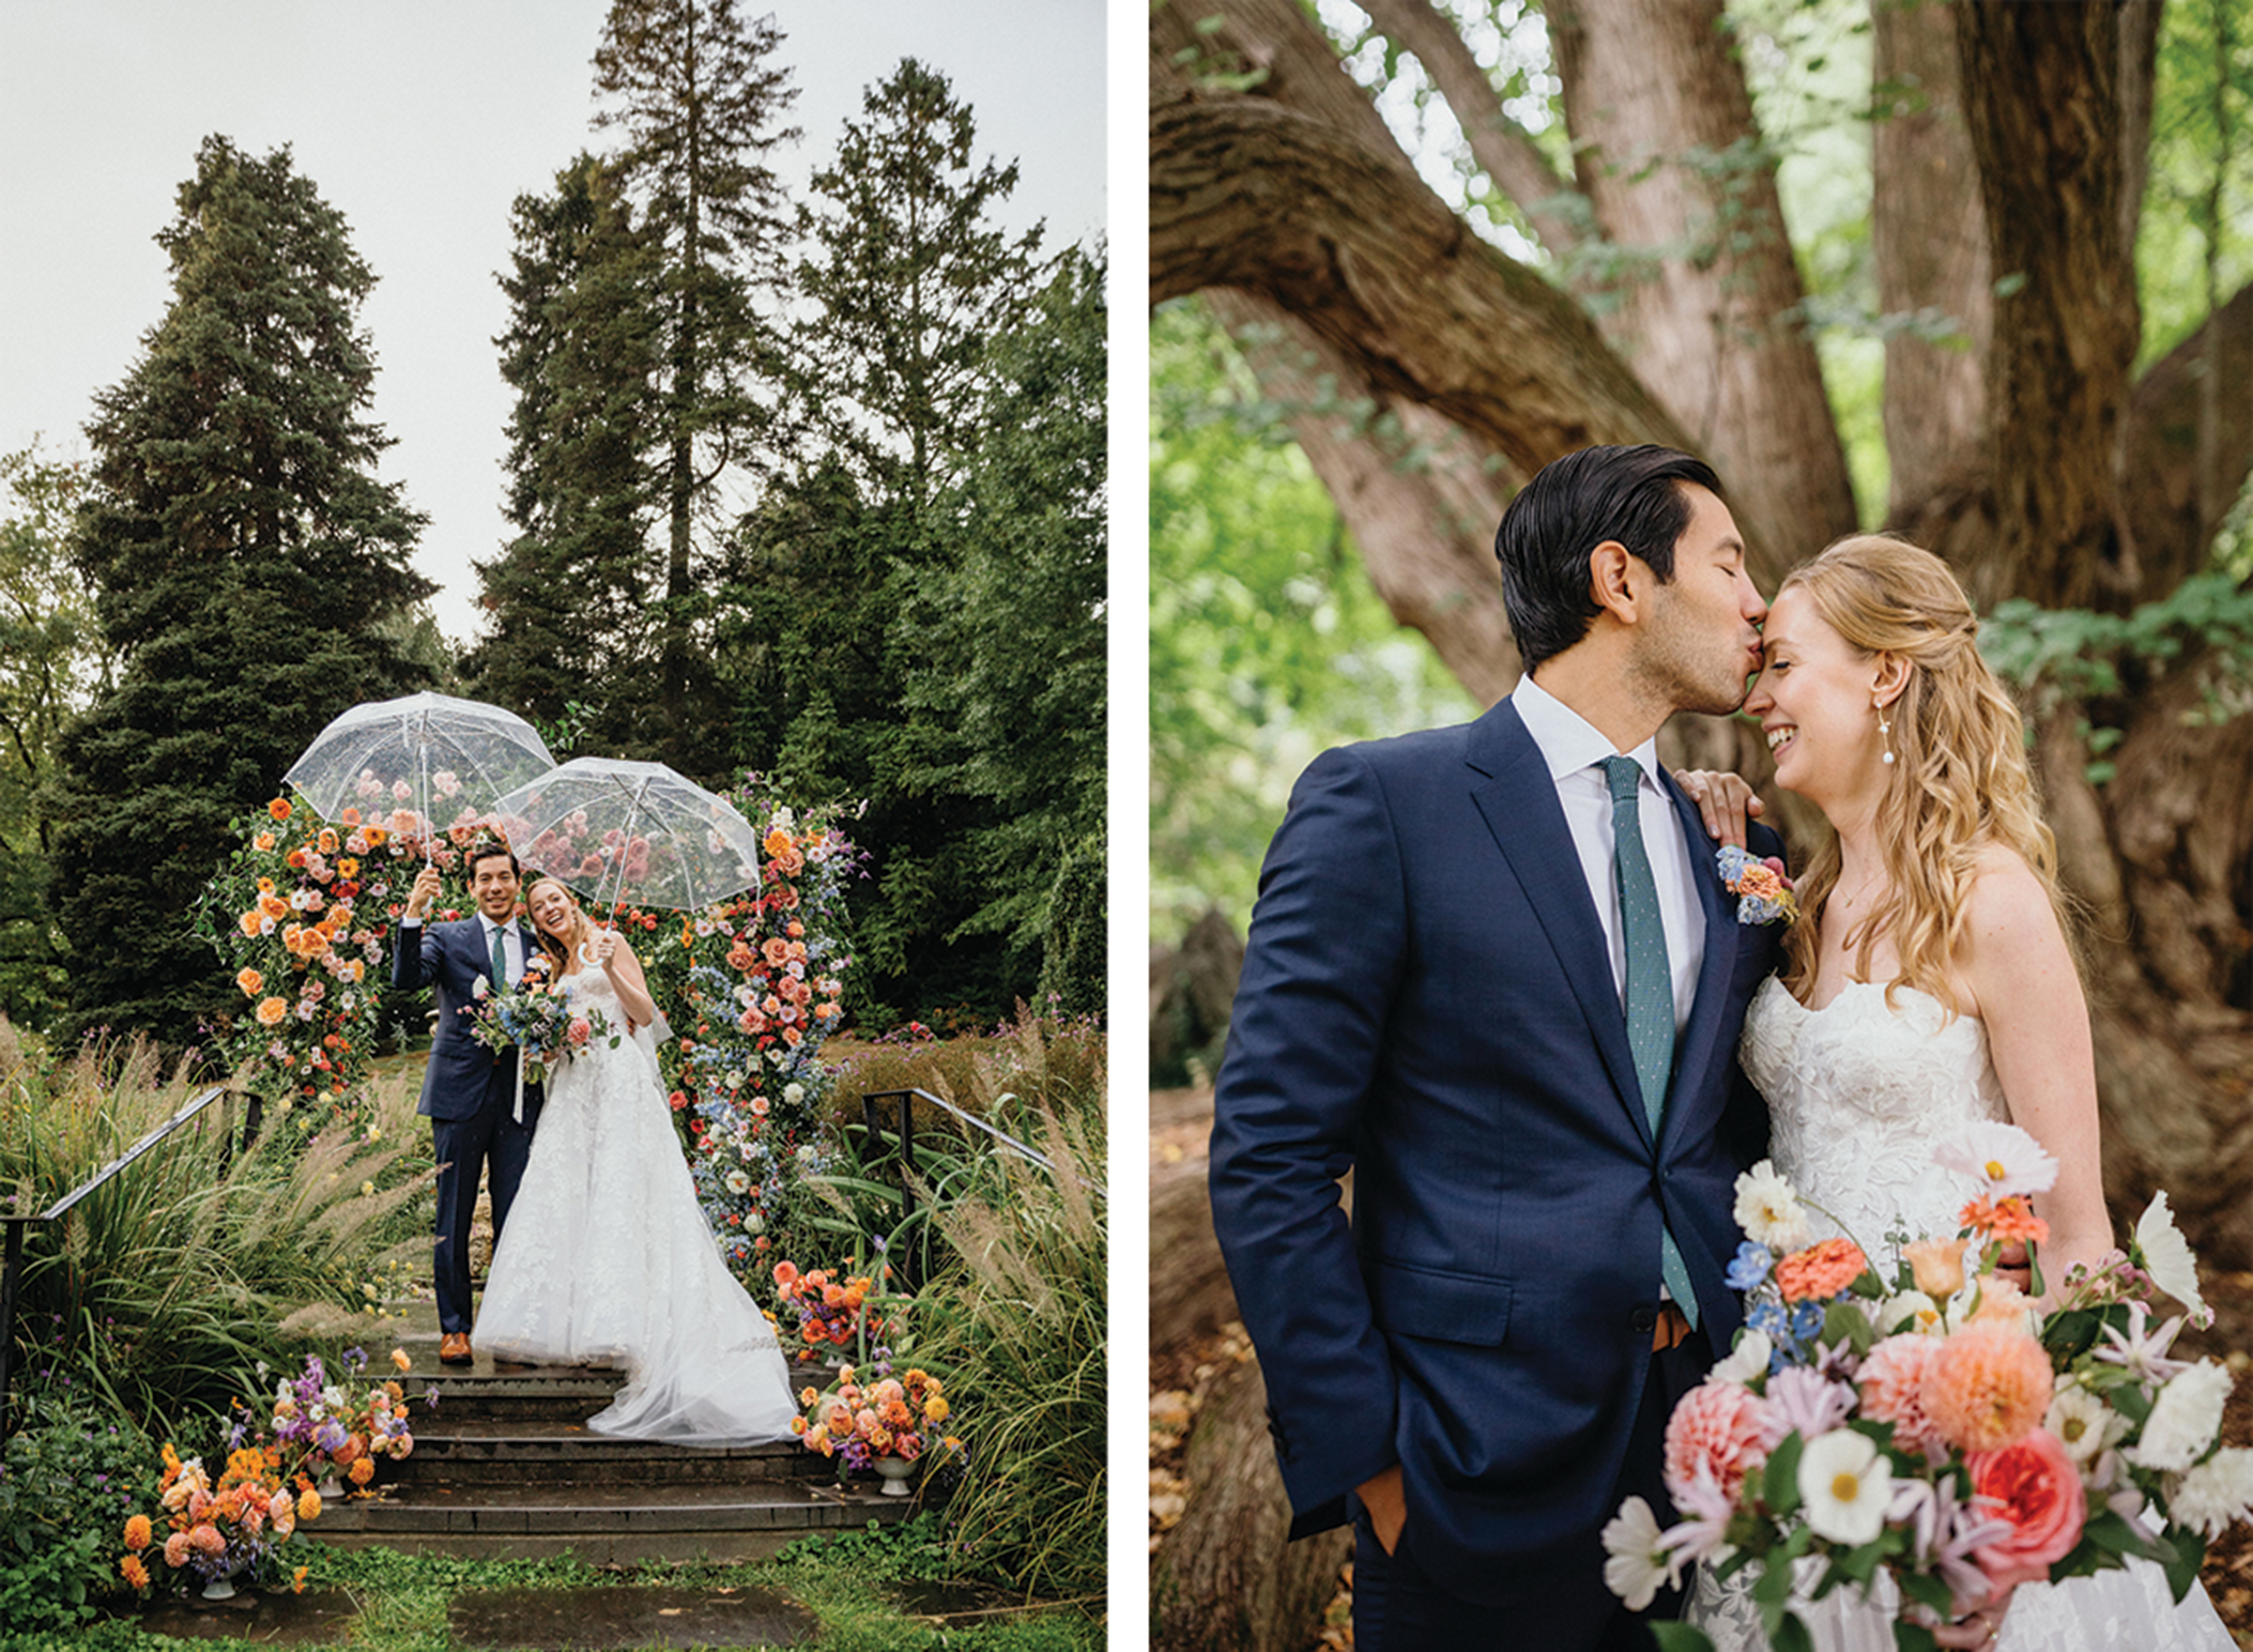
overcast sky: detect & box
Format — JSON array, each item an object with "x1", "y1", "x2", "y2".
[{"x1": 0, "y1": 0, "x2": 1106, "y2": 643}]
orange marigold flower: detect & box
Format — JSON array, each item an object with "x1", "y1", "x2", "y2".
[
  {"x1": 121, "y1": 1553, "x2": 151, "y2": 1589},
  {"x1": 293, "y1": 1565, "x2": 309, "y2": 1594},
  {"x1": 1774, "y1": 1236, "x2": 1868, "y2": 1303},
  {"x1": 298, "y1": 1488, "x2": 323, "y2": 1522},
  {"x1": 348, "y1": 1457, "x2": 376, "y2": 1486},
  {"x1": 123, "y1": 1513, "x2": 152, "y2": 1551},
  {"x1": 364, "y1": 825, "x2": 388, "y2": 847},
  {"x1": 268, "y1": 798, "x2": 293, "y2": 821},
  {"x1": 1921, "y1": 1322, "x2": 2054, "y2": 1453}
]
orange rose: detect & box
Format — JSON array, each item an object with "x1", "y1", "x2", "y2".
[
  {"x1": 255, "y1": 997, "x2": 289, "y2": 1026},
  {"x1": 268, "y1": 797, "x2": 293, "y2": 821}
]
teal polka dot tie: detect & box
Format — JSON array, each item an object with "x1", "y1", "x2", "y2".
[
  {"x1": 1602, "y1": 756, "x2": 1699, "y2": 1329},
  {"x1": 489, "y1": 923, "x2": 509, "y2": 989}
]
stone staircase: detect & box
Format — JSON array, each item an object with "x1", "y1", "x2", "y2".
[{"x1": 314, "y1": 1319, "x2": 912, "y2": 1564}]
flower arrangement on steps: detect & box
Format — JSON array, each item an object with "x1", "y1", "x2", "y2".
[{"x1": 118, "y1": 1446, "x2": 319, "y2": 1601}]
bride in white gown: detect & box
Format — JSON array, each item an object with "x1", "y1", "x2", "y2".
[
  {"x1": 475, "y1": 877, "x2": 798, "y2": 1447},
  {"x1": 1678, "y1": 536, "x2": 2232, "y2": 1652}
]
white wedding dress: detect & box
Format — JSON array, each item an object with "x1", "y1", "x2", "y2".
[
  {"x1": 476, "y1": 967, "x2": 798, "y2": 1446},
  {"x1": 1687, "y1": 975, "x2": 2234, "y2": 1651}
]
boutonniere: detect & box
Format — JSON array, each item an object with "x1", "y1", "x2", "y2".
[{"x1": 1717, "y1": 845, "x2": 1798, "y2": 925}]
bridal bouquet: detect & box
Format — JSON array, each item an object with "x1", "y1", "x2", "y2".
[
  {"x1": 1604, "y1": 1124, "x2": 2253, "y2": 1652},
  {"x1": 465, "y1": 953, "x2": 619, "y2": 1066}
]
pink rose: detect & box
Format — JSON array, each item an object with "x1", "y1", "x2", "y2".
[
  {"x1": 568, "y1": 1016, "x2": 591, "y2": 1047},
  {"x1": 1968, "y1": 1427, "x2": 2086, "y2": 1587}
]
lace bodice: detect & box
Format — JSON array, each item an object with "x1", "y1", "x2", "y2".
[
  {"x1": 1689, "y1": 975, "x2": 2233, "y2": 1652},
  {"x1": 1740, "y1": 975, "x2": 2009, "y2": 1249}
]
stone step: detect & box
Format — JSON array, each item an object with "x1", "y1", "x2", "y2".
[
  {"x1": 313, "y1": 1477, "x2": 913, "y2": 1566},
  {"x1": 394, "y1": 1419, "x2": 830, "y2": 1487}
]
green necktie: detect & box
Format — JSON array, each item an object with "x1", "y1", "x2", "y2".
[
  {"x1": 1602, "y1": 756, "x2": 1699, "y2": 1329},
  {"x1": 489, "y1": 922, "x2": 510, "y2": 989}
]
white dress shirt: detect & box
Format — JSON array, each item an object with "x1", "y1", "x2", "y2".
[
  {"x1": 479, "y1": 914, "x2": 527, "y2": 987},
  {"x1": 1511, "y1": 674, "x2": 1705, "y2": 1034}
]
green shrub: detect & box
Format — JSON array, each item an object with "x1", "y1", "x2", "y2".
[{"x1": 0, "y1": 1386, "x2": 154, "y2": 1635}]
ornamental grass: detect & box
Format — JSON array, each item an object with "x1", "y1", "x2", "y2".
[{"x1": 0, "y1": 1019, "x2": 433, "y2": 1430}]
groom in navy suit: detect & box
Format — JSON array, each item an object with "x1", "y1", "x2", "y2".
[
  {"x1": 392, "y1": 836, "x2": 544, "y2": 1367},
  {"x1": 1209, "y1": 446, "x2": 1789, "y2": 1649}
]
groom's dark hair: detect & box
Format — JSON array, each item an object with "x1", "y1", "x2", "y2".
[{"x1": 1494, "y1": 444, "x2": 1724, "y2": 669}]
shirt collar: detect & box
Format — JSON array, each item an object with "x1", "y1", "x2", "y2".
[
  {"x1": 481, "y1": 913, "x2": 514, "y2": 936},
  {"x1": 1512, "y1": 672, "x2": 1664, "y2": 788}
]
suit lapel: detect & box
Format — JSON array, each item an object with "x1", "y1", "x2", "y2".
[
  {"x1": 1466, "y1": 701, "x2": 1651, "y2": 1146},
  {"x1": 1657, "y1": 769, "x2": 1738, "y2": 1149}
]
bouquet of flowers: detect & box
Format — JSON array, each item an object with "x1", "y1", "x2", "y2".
[
  {"x1": 769, "y1": 1259, "x2": 888, "y2": 1359},
  {"x1": 118, "y1": 1443, "x2": 318, "y2": 1598},
  {"x1": 1605, "y1": 1123, "x2": 2253, "y2": 1652},
  {"x1": 789, "y1": 1356, "x2": 961, "y2": 1481},
  {"x1": 267, "y1": 1348, "x2": 422, "y2": 1493},
  {"x1": 465, "y1": 951, "x2": 618, "y2": 1066}
]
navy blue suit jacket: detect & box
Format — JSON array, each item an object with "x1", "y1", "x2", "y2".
[
  {"x1": 391, "y1": 917, "x2": 544, "y2": 1124},
  {"x1": 1208, "y1": 697, "x2": 1784, "y2": 1602}
]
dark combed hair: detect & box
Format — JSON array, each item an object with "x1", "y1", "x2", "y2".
[{"x1": 1493, "y1": 444, "x2": 1724, "y2": 669}]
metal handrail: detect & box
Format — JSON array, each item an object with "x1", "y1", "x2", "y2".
[
  {"x1": 0, "y1": 1082, "x2": 236, "y2": 1439},
  {"x1": 858, "y1": 1086, "x2": 1107, "y2": 1198}
]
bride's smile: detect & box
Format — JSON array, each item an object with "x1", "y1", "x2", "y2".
[{"x1": 1743, "y1": 586, "x2": 1903, "y2": 811}]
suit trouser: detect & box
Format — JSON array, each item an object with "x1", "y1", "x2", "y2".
[
  {"x1": 1351, "y1": 1334, "x2": 1707, "y2": 1652},
  {"x1": 429, "y1": 1063, "x2": 537, "y2": 1335}
]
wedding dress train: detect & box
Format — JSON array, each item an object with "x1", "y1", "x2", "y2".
[
  {"x1": 476, "y1": 967, "x2": 798, "y2": 1447},
  {"x1": 1686, "y1": 975, "x2": 2233, "y2": 1651}
]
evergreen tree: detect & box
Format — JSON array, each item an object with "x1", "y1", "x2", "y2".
[
  {"x1": 50, "y1": 135, "x2": 434, "y2": 1048},
  {"x1": 0, "y1": 445, "x2": 105, "y2": 1030},
  {"x1": 793, "y1": 57, "x2": 1044, "y2": 520},
  {"x1": 592, "y1": 0, "x2": 798, "y2": 773},
  {"x1": 464, "y1": 154, "x2": 660, "y2": 750},
  {"x1": 894, "y1": 246, "x2": 1107, "y2": 1004}
]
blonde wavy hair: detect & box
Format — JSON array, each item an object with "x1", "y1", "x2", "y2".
[
  {"x1": 524, "y1": 877, "x2": 594, "y2": 973},
  {"x1": 1776, "y1": 535, "x2": 2067, "y2": 1016}
]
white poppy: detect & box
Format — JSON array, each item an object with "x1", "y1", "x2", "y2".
[
  {"x1": 2128, "y1": 1359, "x2": 2232, "y2": 1472},
  {"x1": 2135, "y1": 1192, "x2": 2209, "y2": 1327},
  {"x1": 1600, "y1": 1496, "x2": 1675, "y2": 1610}
]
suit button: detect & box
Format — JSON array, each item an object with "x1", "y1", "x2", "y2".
[{"x1": 1630, "y1": 1306, "x2": 1659, "y2": 1334}]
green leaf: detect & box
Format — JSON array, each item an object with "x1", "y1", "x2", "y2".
[
  {"x1": 1764, "y1": 1430, "x2": 1805, "y2": 1516},
  {"x1": 1895, "y1": 1568, "x2": 1954, "y2": 1616}
]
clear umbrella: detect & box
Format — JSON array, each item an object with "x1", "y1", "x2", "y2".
[
  {"x1": 283, "y1": 693, "x2": 558, "y2": 854},
  {"x1": 489, "y1": 757, "x2": 764, "y2": 919}
]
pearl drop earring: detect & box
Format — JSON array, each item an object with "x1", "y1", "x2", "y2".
[{"x1": 1877, "y1": 701, "x2": 1895, "y2": 766}]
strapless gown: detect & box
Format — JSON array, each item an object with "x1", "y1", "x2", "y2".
[
  {"x1": 1686, "y1": 975, "x2": 2233, "y2": 1651},
  {"x1": 474, "y1": 968, "x2": 797, "y2": 1446}
]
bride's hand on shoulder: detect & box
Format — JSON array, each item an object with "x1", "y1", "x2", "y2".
[{"x1": 1674, "y1": 770, "x2": 1764, "y2": 849}]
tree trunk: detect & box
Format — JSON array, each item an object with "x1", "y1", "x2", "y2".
[
  {"x1": 1871, "y1": 0, "x2": 1992, "y2": 523},
  {"x1": 1205, "y1": 290, "x2": 1523, "y2": 707},
  {"x1": 1955, "y1": 1, "x2": 2142, "y2": 610},
  {"x1": 1153, "y1": 1354, "x2": 1352, "y2": 1652},
  {"x1": 1548, "y1": 0, "x2": 1860, "y2": 570}
]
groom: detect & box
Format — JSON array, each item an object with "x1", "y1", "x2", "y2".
[
  {"x1": 1209, "y1": 445, "x2": 1788, "y2": 1649},
  {"x1": 392, "y1": 833, "x2": 544, "y2": 1367}
]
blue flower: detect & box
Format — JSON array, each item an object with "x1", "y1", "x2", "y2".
[
  {"x1": 1725, "y1": 1241, "x2": 1773, "y2": 1293},
  {"x1": 1789, "y1": 1300, "x2": 1826, "y2": 1341},
  {"x1": 1747, "y1": 1301, "x2": 1789, "y2": 1340}
]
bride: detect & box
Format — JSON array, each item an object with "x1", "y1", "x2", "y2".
[
  {"x1": 475, "y1": 876, "x2": 797, "y2": 1447},
  {"x1": 1678, "y1": 536, "x2": 2231, "y2": 1651}
]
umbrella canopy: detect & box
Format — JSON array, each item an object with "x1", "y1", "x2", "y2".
[
  {"x1": 491, "y1": 757, "x2": 764, "y2": 915},
  {"x1": 283, "y1": 692, "x2": 557, "y2": 838}
]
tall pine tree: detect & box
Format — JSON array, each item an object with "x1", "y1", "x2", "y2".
[
  {"x1": 592, "y1": 0, "x2": 798, "y2": 774},
  {"x1": 465, "y1": 153, "x2": 660, "y2": 750},
  {"x1": 792, "y1": 57, "x2": 1043, "y2": 520},
  {"x1": 51, "y1": 136, "x2": 434, "y2": 1048}
]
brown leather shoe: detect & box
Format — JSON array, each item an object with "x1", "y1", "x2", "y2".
[{"x1": 438, "y1": 1333, "x2": 473, "y2": 1366}]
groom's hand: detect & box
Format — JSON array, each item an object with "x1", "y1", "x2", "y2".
[
  {"x1": 406, "y1": 865, "x2": 442, "y2": 923},
  {"x1": 1675, "y1": 770, "x2": 1763, "y2": 849},
  {"x1": 1356, "y1": 1463, "x2": 1406, "y2": 1556}
]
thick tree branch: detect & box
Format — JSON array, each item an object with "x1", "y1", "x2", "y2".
[
  {"x1": 1356, "y1": 0, "x2": 1586, "y2": 260},
  {"x1": 1151, "y1": 87, "x2": 1694, "y2": 479},
  {"x1": 2122, "y1": 283, "x2": 2253, "y2": 599}
]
